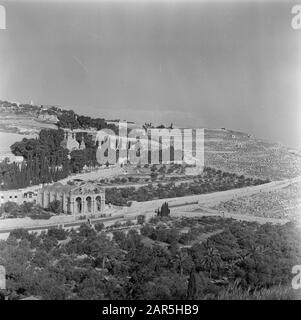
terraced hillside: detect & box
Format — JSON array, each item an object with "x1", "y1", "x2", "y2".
[
  {"x1": 204, "y1": 129, "x2": 301, "y2": 180},
  {"x1": 211, "y1": 179, "x2": 301, "y2": 221}
]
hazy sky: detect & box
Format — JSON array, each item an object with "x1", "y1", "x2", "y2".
[{"x1": 0, "y1": 0, "x2": 300, "y2": 148}]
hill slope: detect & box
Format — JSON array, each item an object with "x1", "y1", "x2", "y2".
[
  {"x1": 204, "y1": 128, "x2": 301, "y2": 180},
  {"x1": 1, "y1": 100, "x2": 301, "y2": 180}
]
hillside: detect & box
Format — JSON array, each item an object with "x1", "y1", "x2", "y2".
[
  {"x1": 204, "y1": 129, "x2": 301, "y2": 180},
  {"x1": 1, "y1": 100, "x2": 301, "y2": 181}
]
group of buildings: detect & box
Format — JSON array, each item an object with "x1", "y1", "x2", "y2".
[
  {"x1": 0, "y1": 129, "x2": 109, "y2": 219},
  {"x1": 1, "y1": 180, "x2": 106, "y2": 219},
  {"x1": 1, "y1": 126, "x2": 202, "y2": 219}
]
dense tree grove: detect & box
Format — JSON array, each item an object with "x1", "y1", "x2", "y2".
[
  {"x1": 0, "y1": 217, "x2": 300, "y2": 300},
  {"x1": 0, "y1": 129, "x2": 69, "y2": 189},
  {"x1": 0, "y1": 156, "x2": 70, "y2": 190},
  {"x1": 0, "y1": 129, "x2": 100, "y2": 190},
  {"x1": 11, "y1": 129, "x2": 66, "y2": 162}
]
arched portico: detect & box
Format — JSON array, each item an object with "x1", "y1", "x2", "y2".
[{"x1": 71, "y1": 192, "x2": 105, "y2": 217}]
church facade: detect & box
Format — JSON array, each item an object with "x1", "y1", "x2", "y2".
[{"x1": 37, "y1": 182, "x2": 105, "y2": 217}]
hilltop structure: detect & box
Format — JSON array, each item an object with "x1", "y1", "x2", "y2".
[{"x1": 37, "y1": 182, "x2": 105, "y2": 217}]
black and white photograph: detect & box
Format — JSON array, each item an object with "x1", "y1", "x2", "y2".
[{"x1": 0, "y1": 0, "x2": 301, "y2": 305}]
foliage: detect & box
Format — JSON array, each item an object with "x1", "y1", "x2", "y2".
[
  {"x1": 47, "y1": 200, "x2": 61, "y2": 214},
  {"x1": 137, "y1": 215, "x2": 145, "y2": 225},
  {"x1": 1, "y1": 217, "x2": 300, "y2": 300},
  {"x1": 157, "y1": 202, "x2": 170, "y2": 217},
  {"x1": 94, "y1": 222, "x2": 105, "y2": 232},
  {"x1": 0, "y1": 201, "x2": 52, "y2": 219}
]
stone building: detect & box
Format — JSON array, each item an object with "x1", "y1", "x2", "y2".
[
  {"x1": 0, "y1": 189, "x2": 37, "y2": 205},
  {"x1": 37, "y1": 182, "x2": 105, "y2": 217}
]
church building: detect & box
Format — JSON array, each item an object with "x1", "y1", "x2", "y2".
[
  {"x1": 60, "y1": 130, "x2": 87, "y2": 152},
  {"x1": 37, "y1": 182, "x2": 105, "y2": 218}
]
